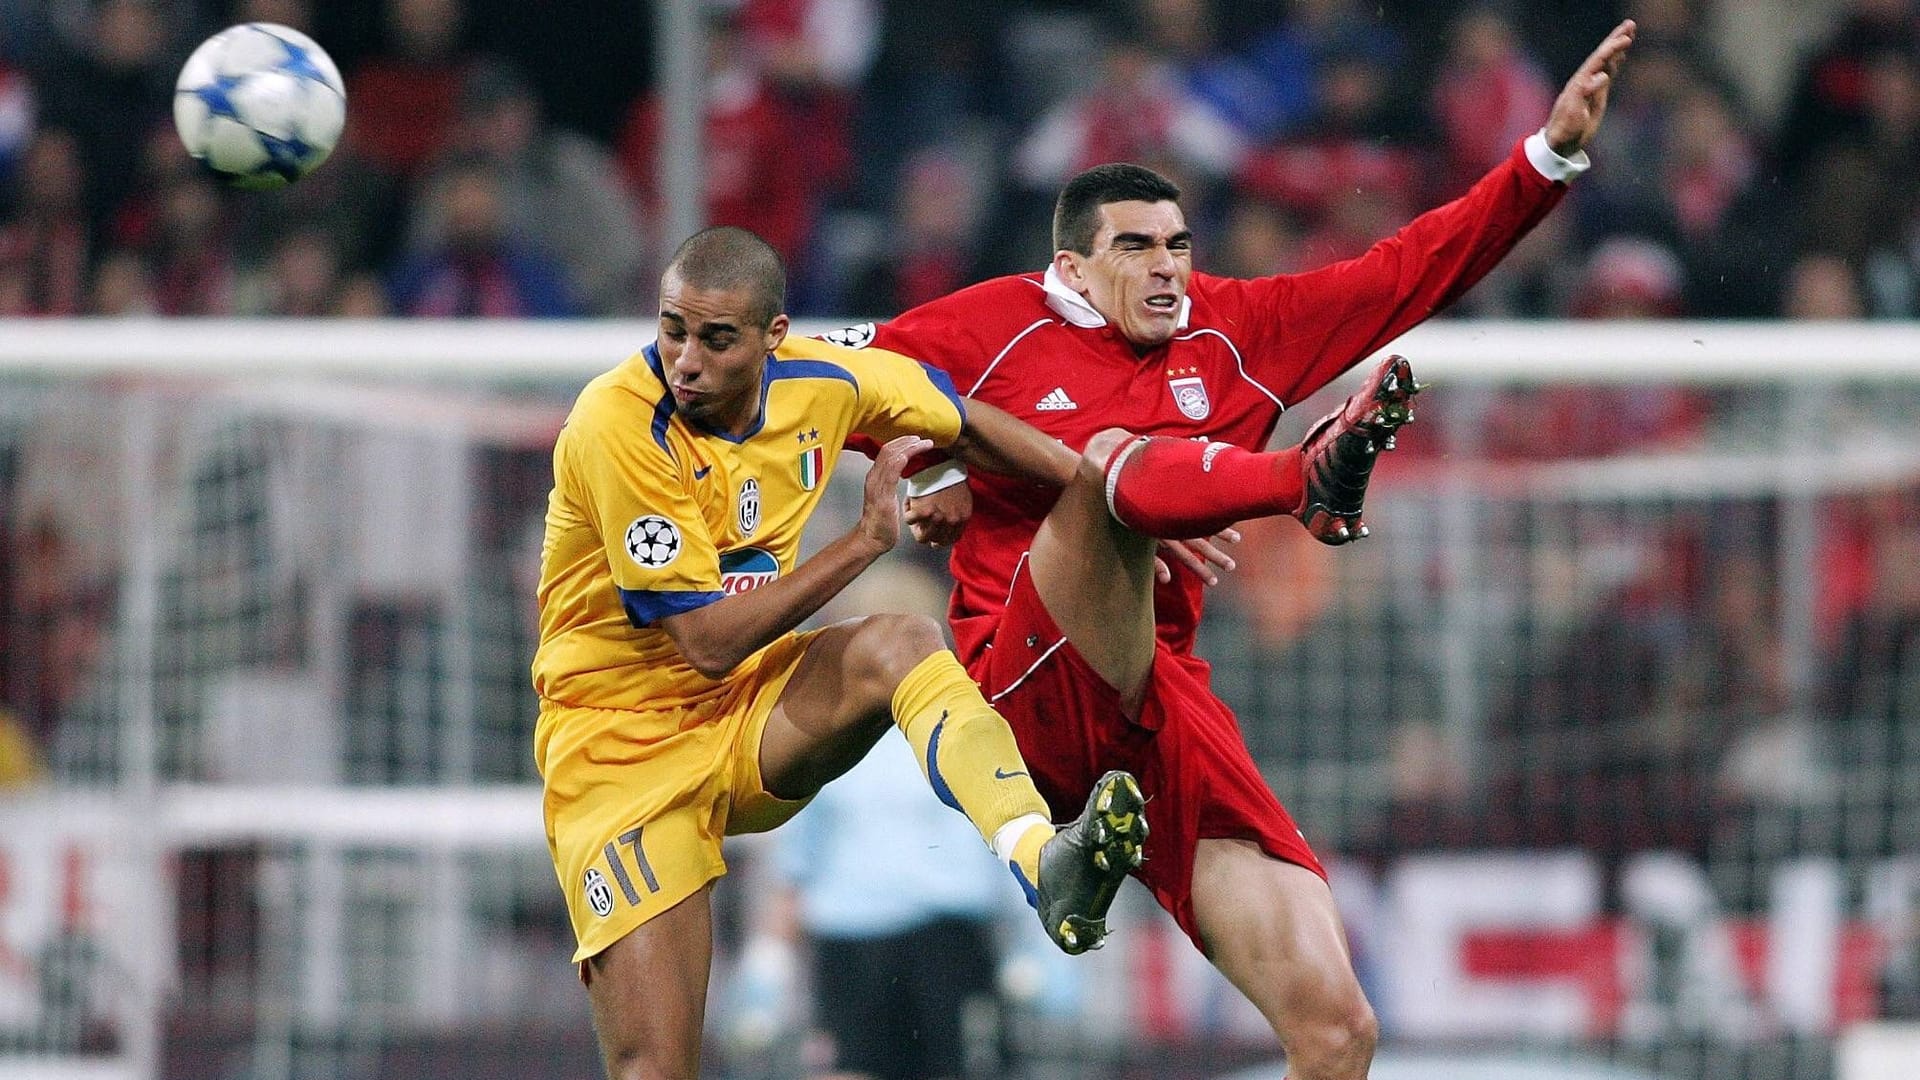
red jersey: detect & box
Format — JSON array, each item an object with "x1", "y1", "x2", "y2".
[{"x1": 871, "y1": 136, "x2": 1573, "y2": 664}]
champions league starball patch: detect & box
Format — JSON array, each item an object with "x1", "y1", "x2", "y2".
[
  {"x1": 624, "y1": 515, "x2": 682, "y2": 568},
  {"x1": 819, "y1": 322, "x2": 877, "y2": 349}
]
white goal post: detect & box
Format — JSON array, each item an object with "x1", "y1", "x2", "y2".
[
  {"x1": 0, "y1": 318, "x2": 1915, "y2": 381},
  {"x1": 2, "y1": 318, "x2": 1917, "y2": 1080}
]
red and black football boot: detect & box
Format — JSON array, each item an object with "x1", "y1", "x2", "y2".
[{"x1": 1294, "y1": 353, "x2": 1422, "y2": 545}]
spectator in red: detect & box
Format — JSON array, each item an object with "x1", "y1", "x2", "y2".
[
  {"x1": 1778, "y1": 0, "x2": 1919, "y2": 182},
  {"x1": 0, "y1": 128, "x2": 88, "y2": 316},
  {"x1": 1236, "y1": 43, "x2": 1424, "y2": 269},
  {"x1": 1570, "y1": 235, "x2": 1687, "y2": 319},
  {"x1": 1431, "y1": 6, "x2": 1555, "y2": 197},
  {"x1": 617, "y1": 15, "x2": 817, "y2": 275},
  {"x1": 1475, "y1": 237, "x2": 1704, "y2": 461},
  {"x1": 346, "y1": 0, "x2": 476, "y2": 179},
  {"x1": 842, "y1": 146, "x2": 985, "y2": 316},
  {"x1": 1012, "y1": 36, "x2": 1244, "y2": 193},
  {"x1": 732, "y1": 0, "x2": 878, "y2": 207}
]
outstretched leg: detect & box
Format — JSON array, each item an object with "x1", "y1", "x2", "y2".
[
  {"x1": 1191, "y1": 839, "x2": 1378, "y2": 1080},
  {"x1": 756, "y1": 614, "x2": 1146, "y2": 953},
  {"x1": 1029, "y1": 354, "x2": 1422, "y2": 711},
  {"x1": 584, "y1": 885, "x2": 716, "y2": 1080},
  {"x1": 1104, "y1": 354, "x2": 1422, "y2": 543}
]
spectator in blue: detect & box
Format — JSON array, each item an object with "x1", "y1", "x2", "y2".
[
  {"x1": 772, "y1": 709, "x2": 1009, "y2": 1079},
  {"x1": 1239, "y1": 0, "x2": 1406, "y2": 142},
  {"x1": 387, "y1": 155, "x2": 577, "y2": 317}
]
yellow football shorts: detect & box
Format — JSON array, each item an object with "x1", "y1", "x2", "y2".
[{"x1": 535, "y1": 629, "x2": 819, "y2": 963}]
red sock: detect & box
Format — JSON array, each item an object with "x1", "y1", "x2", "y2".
[{"x1": 1103, "y1": 436, "x2": 1304, "y2": 539}]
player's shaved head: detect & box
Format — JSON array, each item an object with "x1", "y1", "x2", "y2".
[
  {"x1": 1053, "y1": 163, "x2": 1182, "y2": 255},
  {"x1": 664, "y1": 226, "x2": 787, "y2": 327}
]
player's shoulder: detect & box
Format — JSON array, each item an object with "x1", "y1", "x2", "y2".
[
  {"x1": 1183, "y1": 269, "x2": 1274, "y2": 321},
  {"x1": 568, "y1": 350, "x2": 670, "y2": 432},
  {"x1": 926, "y1": 272, "x2": 1048, "y2": 317},
  {"x1": 781, "y1": 331, "x2": 924, "y2": 384}
]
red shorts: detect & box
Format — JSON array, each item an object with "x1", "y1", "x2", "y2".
[{"x1": 968, "y1": 557, "x2": 1325, "y2": 949}]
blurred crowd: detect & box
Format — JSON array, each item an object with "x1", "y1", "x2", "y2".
[{"x1": 0, "y1": 0, "x2": 1918, "y2": 320}]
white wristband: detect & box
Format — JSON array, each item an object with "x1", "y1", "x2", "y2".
[
  {"x1": 1525, "y1": 128, "x2": 1592, "y2": 182},
  {"x1": 905, "y1": 459, "x2": 969, "y2": 498}
]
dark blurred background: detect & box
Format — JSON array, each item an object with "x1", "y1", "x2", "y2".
[{"x1": 1, "y1": 0, "x2": 1913, "y2": 322}]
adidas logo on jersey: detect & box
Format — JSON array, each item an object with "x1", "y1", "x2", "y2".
[{"x1": 1036, "y1": 387, "x2": 1078, "y2": 411}]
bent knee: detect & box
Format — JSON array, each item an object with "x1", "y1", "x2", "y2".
[
  {"x1": 1081, "y1": 428, "x2": 1142, "y2": 471},
  {"x1": 1285, "y1": 992, "x2": 1378, "y2": 1079},
  {"x1": 604, "y1": 1047, "x2": 696, "y2": 1080},
  {"x1": 1074, "y1": 428, "x2": 1147, "y2": 495},
  {"x1": 844, "y1": 612, "x2": 947, "y2": 688}
]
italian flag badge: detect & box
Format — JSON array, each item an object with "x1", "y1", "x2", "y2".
[{"x1": 798, "y1": 445, "x2": 824, "y2": 490}]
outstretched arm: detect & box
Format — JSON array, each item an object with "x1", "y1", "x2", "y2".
[
  {"x1": 660, "y1": 435, "x2": 926, "y2": 678},
  {"x1": 904, "y1": 400, "x2": 1071, "y2": 548},
  {"x1": 1244, "y1": 19, "x2": 1638, "y2": 405},
  {"x1": 945, "y1": 399, "x2": 1080, "y2": 487},
  {"x1": 1545, "y1": 19, "x2": 1636, "y2": 158}
]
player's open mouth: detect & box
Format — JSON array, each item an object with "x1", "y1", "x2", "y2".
[
  {"x1": 1144, "y1": 294, "x2": 1179, "y2": 313},
  {"x1": 671, "y1": 385, "x2": 703, "y2": 404}
]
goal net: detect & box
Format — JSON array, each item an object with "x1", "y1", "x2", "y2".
[{"x1": 1, "y1": 319, "x2": 1915, "y2": 1080}]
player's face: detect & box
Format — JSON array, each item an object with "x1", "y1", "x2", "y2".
[
  {"x1": 1059, "y1": 200, "x2": 1193, "y2": 350},
  {"x1": 657, "y1": 272, "x2": 789, "y2": 437}
]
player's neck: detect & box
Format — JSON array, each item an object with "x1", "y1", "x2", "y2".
[{"x1": 706, "y1": 396, "x2": 762, "y2": 439}]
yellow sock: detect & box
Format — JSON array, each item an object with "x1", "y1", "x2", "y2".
[{"x1": 893, "y1": 651, "x2": 1055, "y2": 888}]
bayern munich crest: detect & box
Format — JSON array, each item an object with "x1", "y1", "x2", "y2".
[{"x1": 1169, "y1": 373, "x2": 1211, "y2": 420}]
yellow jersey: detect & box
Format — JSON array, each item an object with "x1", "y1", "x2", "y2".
[{"x1": 532, "y1": 334, "x2": 966, "y2": 712}]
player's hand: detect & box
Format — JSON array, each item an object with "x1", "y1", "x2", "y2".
[
  {"x1": 1545, "y1": 18, "x2": 1635, "y2": 158},
  {"x1": 1154, "y1": 528, "x2": 1241, "y2": 587},
  {"x1": 857, "y1": 435, "x2": 932, "y2": 553},
  {"x1": 906, "y1": 482, "x2": 971, "y2": 548}
]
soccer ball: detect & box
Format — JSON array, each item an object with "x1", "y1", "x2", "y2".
[{"x1": 172, "y1": 23, "x2": 346, "y2": 190}]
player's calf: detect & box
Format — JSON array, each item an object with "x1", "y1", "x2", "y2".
[
  {"x1": 1033, "y1": 770, "x2": 1149, "y2": 955},
  {"x1": 1293, "y1": 354, "x2": 1421, "y2": 546}
]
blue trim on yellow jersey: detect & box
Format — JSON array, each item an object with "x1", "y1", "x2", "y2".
[
  {"x1": 642, "y1": 344, "x2": 677, "y2": 454},
  {"x1": 916, "y1": 362, "x2": 968, "y2": 424},
  {"x1": 641, "y1": 347, "x2": 859, "y2": 446},
  {"x1": 767, "y1": 355, "x2": 860, "y2": 395},
  {"x1": 620, "y1": 586, "x2": 724, "y2": 627},
  {"x1": 695, "y1": 356, "x2": 861, "y2": 444}
]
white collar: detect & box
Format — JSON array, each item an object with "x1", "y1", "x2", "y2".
[{"x1": 1040, "y1": 264, "x2": 1191, "y2": 331}]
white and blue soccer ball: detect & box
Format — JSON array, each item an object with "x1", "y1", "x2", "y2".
[{"x1": 173, "y1": 23, "x2": 346, "y2": 190}]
